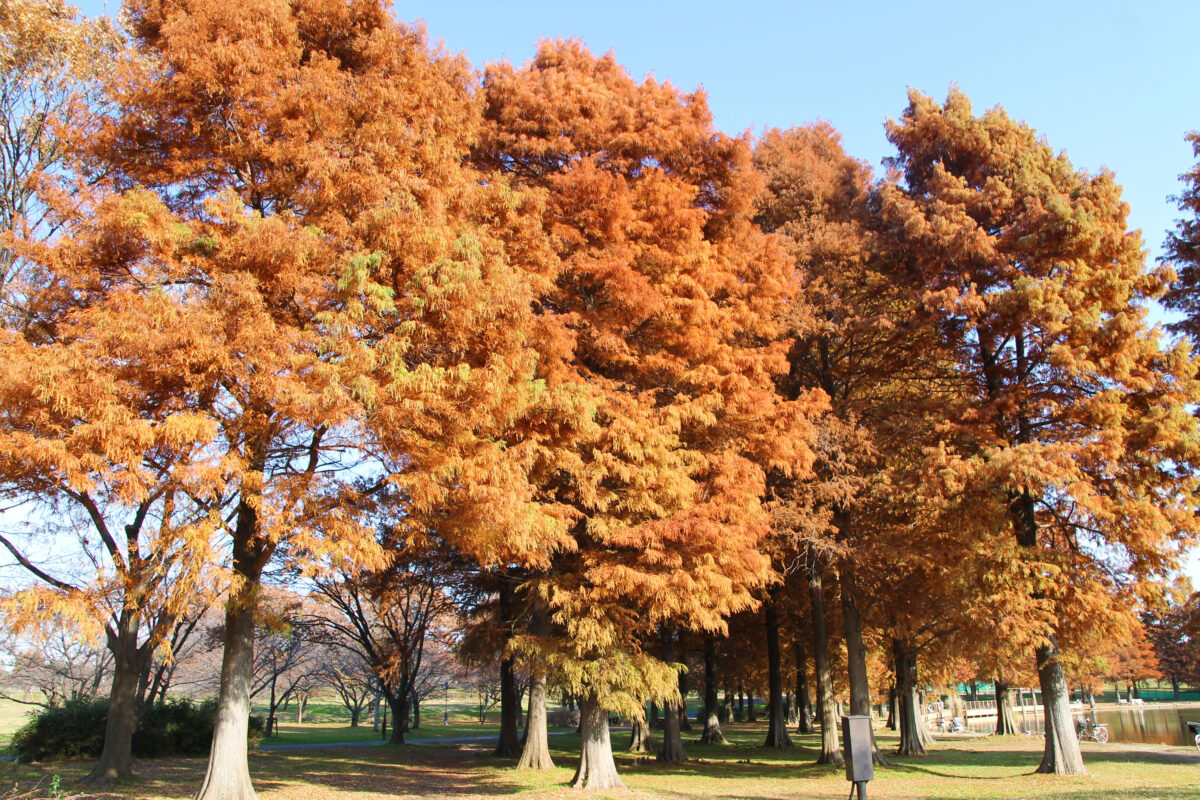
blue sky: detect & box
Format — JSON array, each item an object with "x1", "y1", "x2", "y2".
[{"x1": 75, "y1": 0, "x2": 1200, "y2": 582}]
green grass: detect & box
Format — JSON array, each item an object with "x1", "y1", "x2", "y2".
[
  {"x1": 0, "y1": 697, "x2": 36, "y2": 750},
  {"x1": 4, "y1": 719, "x2": 1197, "y2": 799},
  {"x1": 258, "y1": 696, "x2": 579, "y2": 746}
]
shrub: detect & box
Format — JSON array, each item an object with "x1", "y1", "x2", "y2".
[
  {"x1": 10, "y1": 699, "x2": 107, "y2": 763},
  {"x1": 11, "y1": 698, "x2": 264, "y2": 762},
  {"x1": 547, "y1": 707, "x2": 580, "y2": 728}
]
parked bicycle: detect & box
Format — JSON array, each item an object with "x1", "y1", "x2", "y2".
[{"x1": 1077, "y1": 718, "x2": 1109, "y2": 744}]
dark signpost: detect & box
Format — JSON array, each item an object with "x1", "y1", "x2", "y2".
[{"x1": 842, "y1": 715, "x2": 874, "y2": 800}]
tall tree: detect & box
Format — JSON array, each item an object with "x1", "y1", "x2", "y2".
[
  {"x1": 882, "y1": 88, "x2": 1200, "y2": 774},
  {"x1": 0, "y1": 0, "x2": 119, "y2": 323},
  {"x1": 475, "y1": 40, "x2": 821, "y2": 788},
  {"x1": 1164, "y1": 131, "x2": 1200, "y2": 348},
  {"x1": 18, "y1": 2, "x2": 566, "y2": 798},
  {"x1": 756, "y1": 122, "x2": 911, "y2": 764}
]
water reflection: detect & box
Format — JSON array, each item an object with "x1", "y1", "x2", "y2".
[{"x1": 964, "y1": 704, "x2": 1200, "y2": 746}]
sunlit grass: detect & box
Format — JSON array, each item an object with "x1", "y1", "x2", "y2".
[{"x1": 4, "y1": 712, "x2": 1198, "y2": 798}]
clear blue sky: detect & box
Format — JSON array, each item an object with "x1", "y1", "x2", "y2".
[{"x1": 77, "y1": 0, "x2": 1200, "y2": 582}]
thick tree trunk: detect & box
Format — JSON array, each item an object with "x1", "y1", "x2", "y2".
[
  {"x1": 746, "y1": 689, "x2": 757, "y2": 722},
  {"x1": 628, "y1": 715, "x2": 652, "y2": 753},
  {"x1": 350, "y1": 707, "x2": 361, "y2": 728},
  {"x1": 808, "y1": 561, "x2": 842, "y2": 765},
  {"x1": 84, "y1": 617, "x2": 143, "y2": 786},
  {"x1": 720, "y1": 684, "x2": 732, "y2": 724},
  {"x1": 411, "y1": 693, "x2": 420, "y2": 729},
  {"x1": 894, "y1": 638, "x2": 926, "y2": 756},
  {"x1": 516, "y1": 668, "x2": 553, "y2": 768},
  {"x1": 658, "y1": 628, "x2": 686, "y2": 764},
  {"x1": 763, "y1": 601, "x2": 791, "y2": 747},
  {"x1": 839, "y1": 562, "x2": 890, "y2": 765},
  {"x1": 995, "y1": 680, "x2": 1019, "y2": 735},
  {"x1": 1035, "y1": 637, "x2": 1086, "y2": 775},
  {"x1": 195, "y1": 495, "x2": 267, "y2": 800},
  {"x1": 737, "y1": 686, "x2": 745, "y2": 721},
  {"x1": 387, "y1": 692, "x2": 411, "y2": 745},
  {"x1": 494, "y1": 657, "x2": 521, "y2": 757},
  {"x1": 517, "y1": 605, "x2": 554, "y2": 771},
  {"x1": 700, "y1": 637, "x2": 727, "y2": 744},
  {"x1": 195, "y1": 583, "x2": 259, "y2": 800},
  {"x1": 795, "y1": 640, "x2": 814, "y2": 734},
  {"x1": 1012, "y1": 487, "x2": 1085, "y2": 774},
  {"x1": 571, "y1": 695, "x2": 623, "y2": 789}
]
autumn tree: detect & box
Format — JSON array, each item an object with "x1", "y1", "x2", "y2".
[
  {"x1": 475, "y1": 40, "x2": 821, "y2": 788},
  {"x1": 0, "y1": 0, "x2": 119, "y2": 323},
  {"x1": 0, "y1": 10, "x2": 209, "y2": 788},
  {"x1": 313, "y1": 529, "x2": 462, "y2": 745},
  {"x1": 9, "y1": 2, "x2": 571, "y2": 798},
  {"x1": 1145, "y1": 579, "x2": 1200, "y2": 697},
  {"x1": 882, "y1": 88, "x2": 1200, "y2": 774},
  {"x1": 1164, "y1": 131, "x2": 1200, "y2": 347}
]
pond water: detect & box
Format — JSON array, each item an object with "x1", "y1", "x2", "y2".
[{"x1": 965, "y1": 704, "x2": 1200, "y2": 747}]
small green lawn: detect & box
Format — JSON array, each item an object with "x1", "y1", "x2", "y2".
[{"x1": 0, "y1": 697, "x2": 37, "y2": 750}]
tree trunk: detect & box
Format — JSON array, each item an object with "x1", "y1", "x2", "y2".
[
  {"x1": 886, "y1": 683, "x2": 897, "y2": 730},
  {"x1": 809, "y1": 560, "x2": 842, "y2": 765},
  {"x1": 658, "y1": 628, "x2": 685, "y2": 764},
  {"x1": 195, "y1": 496, "x2": 266, "y2": 800},
  {"x1": 517, "y1": 604, "x2": 554, "y2": 771},
  {"x1": 494, "y1": 657, "x2": 521, "y2": 757},
  {"x1": 1035, "y1": 637, "x2": 1086, "y2": 775},
  {"x1": 83, "y1": 616, "x2": 143, "y2": 786},
  {"x1": 1172, "y1": 677, "x2": 1180, "y2": 700},
  {"x1": 350, "y1": 706, "x2": 361, "y2": 728},
  {"x1": 516, "y1": 668, "x2": 553, "y2": 768},
  {"x1": 720, "y1": 684, "x2": 732, "y2": 724},
  {"x1": 839, "y1": 562, "x2": 889, "y2": 765},
  {"x1": 737, "y1": 686, "x2": 745, "y2": 721},
  {"x1": 677, "y1": 631, "x2": 692, "y2": 732},
  {"x1": 795, "y1": 639, "x2": 815, "y2": 734},
  {"x1": 387, "y1": 692, "x2": 410, "y2": 745},
  {"x1": 194, "y1": 580, "x2": 259, "y2": 800},
  {"x1": 894, "y1": 637, "x2": 926, "y2": 756},
  {"x1": 763, "y1": 601, "x2": 791, "y2": 747},
  {"x1": 571, "y1": 694, "x2": 623, "y2": 789},
  {"x1": 628, "y1": 715, "x2": 652, "y2": 753},
  {"x1": 411, "y1": 693, "x2": 420, "y2": 730},
  {"x1": 746, "y1": 689, "x2": 757, "y2": 723},
  {"x1": 649, "y1": 701, "x2": 659, "y2": 730},
  {"x1": 700, "y1": 637, "x2": 727, "y2": 744},
  {"x1": 994, "y1": 680, "x2": 1019, "y2": 735}
]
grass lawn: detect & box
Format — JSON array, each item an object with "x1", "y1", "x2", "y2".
[
  {"x1": 0, "y1": 697, "x2": 36, "y2": 750},
  {"x1": 3, "y1": 723, "x2": 1198, "y2": 799},
  {"x1": 257, "y1": 697, "x2": 536, "y2": 746}
]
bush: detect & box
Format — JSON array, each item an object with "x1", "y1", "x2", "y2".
[
  {"x1": 547, "y1": 707, "x2": 580, "y2": 729},
  {"x1": 10, "y1": 699, "x2": 107, "y2": 763},
  {"x1": 11, "y1": 698, "x2": 265, "y2": 763}
]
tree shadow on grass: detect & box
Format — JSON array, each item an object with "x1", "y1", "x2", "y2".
[{"x1": 255, "y1": 745, "x2": 534, "y2": 797}]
